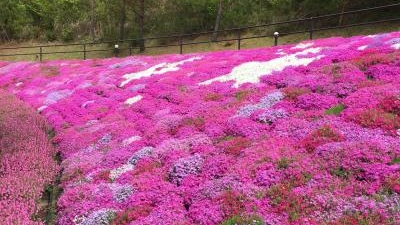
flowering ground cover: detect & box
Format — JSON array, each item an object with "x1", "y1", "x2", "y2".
[
  {"x1": 0, "y1": 32, "x2": 400, "y2": 225},
  {"x1": 0, "y1": 90, "x2": 59, "y2": 224}
]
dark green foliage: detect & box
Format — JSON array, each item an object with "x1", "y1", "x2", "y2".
[
  {"x1": 277, "y1": 157, "x2": 291, "y2": 170},
  {"x1": 391, "y1": 157, "x2": 400, "y2": 165},
  {"x1": 0, "y1": 0, "x2": 399, "y2": 42},
  {"x1": 326, "y1": 104, "x2": 345, "y2": 115},
  {"x1": 221, "y1": 215, "x2": 264, "y2": 225},
  {"x1": 47, "y1": 128, "x2": 56, "y2": 139},
  {"x1": 330, "y1": 166, "x2": 350, "y2": 179}
]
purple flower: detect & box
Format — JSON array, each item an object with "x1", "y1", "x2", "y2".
[{"x1": 169, "y1": 154, "x2": 203, "y2": 185}]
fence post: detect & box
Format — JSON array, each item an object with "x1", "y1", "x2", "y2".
[
  {"x1": 309, "y1": 17, "x2": 314, "y2": 40},
  {"x1": 274, "y1": 32, "x2": 279, "y2": 46},
  {"x1": 180, "y1": 35, "x2": 183, "y2": 54},
  {"x1": 83, "y1": 44, "x2": 86, "y2": 60},
  {"x1": 129, "y1": 45, "x2": 133, "y2": 56},
  {"x1": 39, "y1": 47, "x2": 43, "y2": 62},
  {"x1": 237, "y1": 29, "x2": 241, "y2": 50},
  {"x1": 114, "y1": 44, "x2": 119, "y2": 57},
  {"x1": 139, "y1": 39, "x2": 145, "y2": 53}
]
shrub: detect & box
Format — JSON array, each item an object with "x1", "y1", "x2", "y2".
[
  {"x1": 379, "y1": 95, "x2": 400, "y2": 115},
  {"x1": 383, "y1": 175, "x2": 400, "y2": 194},
  {"x1": 352, "y1": 52, "x2": 395, "y2": 71},
  {"x1": 217, "y1": 190, "x2": 246, "y2": 218},
  {"x1": 0, "y1": 90, "x2": 58, "y2": 224},
  {"x1": 329, "y1": 212, "x2": 388, "y2": 225},
  {"x1": 283, "y1": 87, "x2": 311, "y2": 102},
  {"x1": 301, "y1": 125, "x2": 344, "y2": 152},
  {"x1": 218, "y1": 136, "x2": 251, "y2": 156},
  {"x1": 205, "y1": 92, "x2": 223, "y2": 101},
  {"x1": 267, "y1": 182, "x2": 307, "y2": 221},
  {"x1": 351, "y1": 108, "x2": 400, "y2": 132},
  {"x1": 111, "y1": 204, "x2": 153, "y2": 225}
]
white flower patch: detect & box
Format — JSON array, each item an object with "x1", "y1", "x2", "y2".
[
  {"x1": 122, "y1": 135, "x2": 141, "y2": 146},
  {"x1": 77, "y1": 82, "x2": 92, "y2": 89},
  {"x1": 79, "y1": 208, "x2": 116, "y2": 225},
  {"x1": 291, "y1": 42, "x2": 313, "y2": 49},
  {"x1": 275, "y1": 50, "x2": 286, "y2": 56},
  {"x1": 119, "y1": 56, "x2": 202, "y2": 87},
  {"x1": 81, "y1": 100, "x2": 95, "y2": 108},
  {"x1": 109, "y1": 146, "x2": 154, "y2": 180},
  {"x1": 129, "y1": 84, "x2": 146, "y2": 92},
  {"x1": 109, "y1": 164, "x2": 134, "y2": 181},
  {"x1": 392, "y1": 43, "x2": 400, "y2": 50},
  {"x1": 37, "y1": 105, "x2": 48, "y2": 112},
  {"x1": 109, "y1": 184, "x2": 134, "y2": 203},
  {"x1": 235, "y1": 91, "x2": 284, "y2": 118},
  {"x1": 85, "y1": 119, "x2": 99, "y2": 126},
  {"x1": 73, "y1": 215, "x2": 87, "y2": 225},
  {"x1": 0, "y1": 62, "x2": 31, "y2": 74},
  {"x1": 15, "y1": 82, "x2": 23, "y2": 87},
  {"x1": 365, "y1": 34, "x2": 378, "y2": 39},
  {"x1": 357, "y1": 45, "x2": 368, "y2": 51},
  {"x1": 396, "y1": 129, "x2": 400, "y2": 136},
  {"x1": 124, "y1": 95, "x2": 142, "y2": 105},
  {"x1": 44, "y1": 89, "x2": 73, "y2": 105},
  {"x1": 199, "y1": 47, "x2": 324, "y2": 88}
]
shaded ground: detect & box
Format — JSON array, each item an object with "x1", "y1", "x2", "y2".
[{"x1": 0, "y1": 22, "x2": 399, "y2": 61}]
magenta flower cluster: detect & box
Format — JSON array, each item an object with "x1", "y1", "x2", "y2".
[
  {"x1": 0, "y1": 32, "x2": 400, "y2": 225},
  {"x1": 0, "y1": 90, "x2": 59, "y2": 224}
]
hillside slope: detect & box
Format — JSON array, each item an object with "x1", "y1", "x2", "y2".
[
  {"x1": 0, "y1": 90, "x2": 58, "y2": 224},
  {"x1": 0, "y1": 32, "x2": 400, "y2": 225}
]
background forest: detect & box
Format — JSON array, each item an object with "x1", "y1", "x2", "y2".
[{"x1": 0, "y1": 0, "x2": 399, "y2": 43}]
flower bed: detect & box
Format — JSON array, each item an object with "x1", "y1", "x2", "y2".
[
  {"x1": 0, "y1": 90, "x2": 59, "y2": 224},
  {"x1": 0, "y1": 32, "x2": 399, "y2": 225}
]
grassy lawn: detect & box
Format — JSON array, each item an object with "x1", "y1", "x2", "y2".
[{"x1": 0, "y1": 22, "x2": 399, "y2": 61}]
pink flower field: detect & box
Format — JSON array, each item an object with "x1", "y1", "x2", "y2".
[
  {"x1": 1, "y1": 32, "x2": 400, "y2": 225},
  {"x1": 0, "y1": 90, "x2": 58, "y2": 224}
]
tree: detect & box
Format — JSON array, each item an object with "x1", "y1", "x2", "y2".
[
  {"x1": 90, "y1": 0, "x2": 96, "y2": 40},
  {"x1": 1, "y1": 0, "x2": 399, "y2": 43},
  {"x1": 119, "y1": 0, "x2": 127, "y2": 40},
  {"x1": 212, "y1": 0, "x2": 223, "y2": 42},
  {"x1": 0, "y1": 1, "x2": 32, "y2": 41},
  {"x1": 134, "y1": 0, "x2": 145, "y2": 52}
]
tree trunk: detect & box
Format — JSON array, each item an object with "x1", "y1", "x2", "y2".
[
  {"x1": 338, "y1": 0, "x2": 348, "y2": 26},
  {"x1": 119, "y1": 0, "x2": 127, "y2": 40},
  {"x1": 212, "y1": 0, "x2": 223, "y2": 42},
  {"x1": 0, "y1": 27, "x2": 9, "y2": 42},
  {"x1": 138, "y1": 0, "x2": 145, "y2": 52},
  {"x1": 0, "y1": 24, "x2": 7, "y2": 41},
  {"x1": 90, "y1": 0, "x2": 96, "y2": 40}
]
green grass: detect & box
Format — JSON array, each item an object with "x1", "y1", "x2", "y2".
[
  {"x1": 1, "y1": 22, "x2": 399, "y2": 61},
  {"x1": 276, "y1": 157, "x2": 291, "y2": 170},
  {"x1": 221, "y1": 215, "x2": 264, "y2": 225},
  {"x1": 325, "y1": 104, "x2": 345, "y2": 115},
  {"x1": 330, "y1": 166, "x2": 350, "y2": 179},
  {"x1": 391, "y1": 157, "x2": 400, "y2": 165}
]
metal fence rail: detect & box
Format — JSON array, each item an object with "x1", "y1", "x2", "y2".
[{"x1": 1, "y1": 3, "x2": 399, "y2": 62}]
